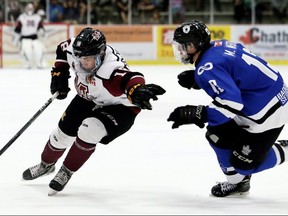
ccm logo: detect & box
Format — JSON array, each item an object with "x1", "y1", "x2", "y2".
[{"x1": 233, "y1": 151, "x2": 253, "y2": 163}]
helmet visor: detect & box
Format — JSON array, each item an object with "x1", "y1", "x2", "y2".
[
  {"x1": 172, "y1": 41, "x2": 190, "y2": 64},
  {"x1": 73, "y1": 54, "x2": 102, "y2": 74}
]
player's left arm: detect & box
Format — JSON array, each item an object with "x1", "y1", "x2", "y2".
[
  {"x1": 168, "y1": 64, "x2": 242, "y2": 129},
  {"x1": 115, "y1": 69, "x2": 166, "y2": 110},
  {"x1": 50, "y1": 40, "x2": 71, "y2": 100}
]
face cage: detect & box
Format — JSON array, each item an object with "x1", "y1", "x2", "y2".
[
  {"x1": 73, "y1": 53, "x2": 103, "y2": 75},
  {"x1": 172, "y1": 41, "x2": 190, "y2": 64}
]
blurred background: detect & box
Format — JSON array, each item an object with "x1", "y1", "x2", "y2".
[
  {"x1": 1, "y1": 0, "x2": 286, "y2": 25},
  {"x1": 0, "y1": 0, "x2": 287, "y2": 68},
  {"x1": 1, "y1": 2, "x2": 288, "y2": 213}
]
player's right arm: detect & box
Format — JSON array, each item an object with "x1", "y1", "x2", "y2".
[{"x1": 50, "y1": 39, "x2": 72, "y2": 100}]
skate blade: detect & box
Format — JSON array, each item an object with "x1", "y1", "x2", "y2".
[
  {"x1": 209, "y1": 191, "x2": 250, "y2": 198},
  {"x1": 48, "y1": 189, "x2": 58, "y2": 196},
  {"x1": 230, "y1": 191, "x2": 250, "y2": 197}
]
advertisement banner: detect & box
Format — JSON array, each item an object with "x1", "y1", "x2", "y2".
[
  {"x1": 156, "y1": 25, "x2": 231, "y2": 64},
  {"x1": 231, "y1": 25, "x2": 288, "y2": 64},
  {"x1": 209, "y1": 25, "x2": 231, "y2": 41},
  {"x1": 3, "y1": 24, "x2": 287, "y2": 68},
  {"x1": 156, "y1": 25, "x2": 176, "y2": 63},
  {"x1": 74, "y1": 25, "x2": 155, "y2": 61}
]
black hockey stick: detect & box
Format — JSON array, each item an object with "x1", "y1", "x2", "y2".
[{"x1": 0, "y1": 92, "x2": 59, "y2": 156}]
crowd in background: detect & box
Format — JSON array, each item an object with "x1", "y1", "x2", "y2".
[{"x1": 0, "y1": 0, "x2": 288, "y2": 25}]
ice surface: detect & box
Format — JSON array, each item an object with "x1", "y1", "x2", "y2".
[{"x1": 1, "y1": 65, "x2": 288, "y2": 215}]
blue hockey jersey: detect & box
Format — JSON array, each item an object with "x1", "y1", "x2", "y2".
[{"x1": 194, "y1": 39, "x2": 288, "y2": 133}]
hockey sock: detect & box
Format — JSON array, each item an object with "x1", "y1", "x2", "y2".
[
  {"x1": 209, "y1": 143, "x2": 247, "y2": 183},
  {"x1": 277, "y1": 142, "x2": 288, "y2": 161},
  {"x1": 234, "y1": 143, "x2": 286, "y2": 175},
  {"x1": 63, "y1": 137, "x2": 96, "y2": 172},
  {"x1": 256, "y1": 143, "x2": 286, "y2": 168},
  {"x1": 210, "y1": 141, "x2": 287, "y2": 177},
  {"x1": 41, "y1": 140, "x2": 66, "y2": 164}
]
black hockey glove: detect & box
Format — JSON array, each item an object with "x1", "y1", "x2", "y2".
[
  {"x1": 127, "y1": 84, "x2": 166, "y2": 110},
  {"x1": 50, "y1": 69, "x2": 71, "y2": 100},
  {"x1": 177, "y1": 70, "x2": 201, "y2": 90},
  {"x1": 167, "y1": 105, "x2": 206, "y2": 129}
]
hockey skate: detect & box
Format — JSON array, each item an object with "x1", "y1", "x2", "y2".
[
  {"x1": 211, "y1": 175, "x2": 251, "y2": 197},
  {"x1": 22, "y1": 162, "x2": 55, "y2": 180},
  {"x1": 48, "y1": 165, "x2": 73, "y2": 196}
]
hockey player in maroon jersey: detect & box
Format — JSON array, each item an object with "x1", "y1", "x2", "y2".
[
  {"x1": 13, "y1": 3, "x2": 46, "y2": 69},
  {"x1": 22, "y1": 27, "x2": 166, "y2": 196}
]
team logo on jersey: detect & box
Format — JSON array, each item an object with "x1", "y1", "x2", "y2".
[
  {"x1": 214, "y1": 41, "x2": 222, "y2": 47},
  {"x1": 77, "y1": 82, "x2": 90, "y2": 100},
  {"x1": 197, "y1": 62, "x2": 213, "y2": 75},
  {"x1": 86, "y1": 74, "x2": 96, "y2": 85}
]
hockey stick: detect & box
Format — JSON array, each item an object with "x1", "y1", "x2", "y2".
[{"x1": 0, "y1": 92, "x2": 59, "y2": 156}]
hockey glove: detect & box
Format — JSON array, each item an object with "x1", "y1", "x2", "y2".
[
  {"x1": 167, "y1": 105, "x2": 206, "y2": 129},
  {"x1": 50, "y1": 69, "x2": 71, "y2": 100},
  {"x1": 177, "y1": 70, "x2": 201, "y2": 90},
  {"x1": 127, "y1": 84, "x2": 166, "y2": 110}
]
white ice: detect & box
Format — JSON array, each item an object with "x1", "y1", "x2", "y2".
[{"x1": 1, "y1": 65, "x2": 288, "y2": 215}]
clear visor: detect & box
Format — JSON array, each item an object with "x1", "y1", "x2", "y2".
[
  {"x1": 73, "y1": 54, "x2": 102, "y2": 75},
  {"x1": 172, "y1": 41, "x2": 190, "y2": 64}
]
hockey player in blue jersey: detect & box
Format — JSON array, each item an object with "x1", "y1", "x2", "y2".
[{"x1": 167, "y1": 20, "x2": 288, "y2": 197}]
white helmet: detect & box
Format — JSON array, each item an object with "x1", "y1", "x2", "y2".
[{"x1": 25, "y1": 3, "x2": 35, "y2": 16}]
